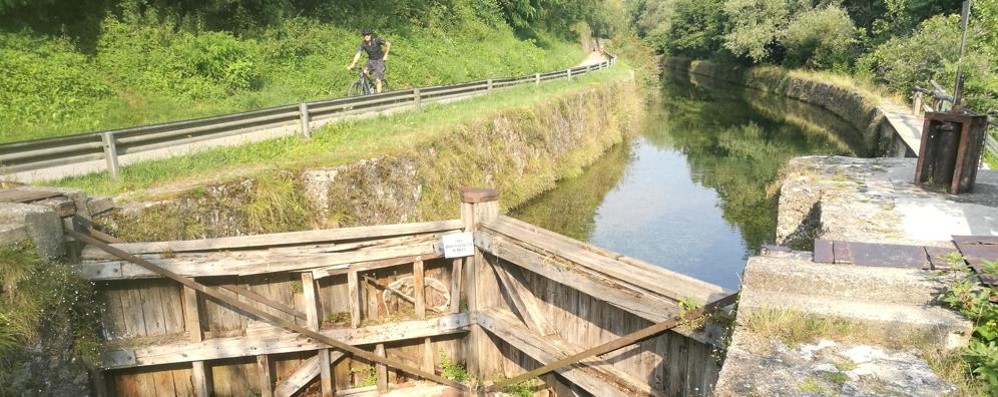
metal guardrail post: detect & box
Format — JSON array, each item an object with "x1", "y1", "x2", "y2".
[
  {"x1": 298, "y1": 103, "x2": 312, "y2": 139},
  {"x1": 100, "y1": 132, "x2": 120, "y2": 180},
  {"x1": 535, "y1": 73, "x2": 540, "y2": 86},
  {"x1": 567, "y1": 68, "x2": 572, "y2": 81},
  {"x1": 487, "y1": 79, "x2": 494, "y2": 91},
  {"x1": 414, "y1": 88, "x2": 422, "y2": 111}
]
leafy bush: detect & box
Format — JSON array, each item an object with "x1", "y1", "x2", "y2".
[
  {"x1": 942, "y1": 262, "x2": 998, "y2": 391},
  {"x1": 782, "y1": 6, "x2": 858, "y2": 71}
]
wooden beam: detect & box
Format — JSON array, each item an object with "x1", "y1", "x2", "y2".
[
  {"x1": 476, "y1": 230, "x2": 679, "y2": 322},
  {"x1": 491, "y1": 260, "x2": 556, "y2": 336},
  {"x1": 348, "y1": 270, "x2": 361, "y2": 328},
  {"x1": 102, "y1": 314, "x2": 471, "y2": 368},
  {"x1": 69, "y1": 231, "x2": 469, "y2": 391},
  {"x1": 486, "y1": 292, "x2": 739, "y2": 391},
  {"x1": 375, "y1": 343, "x2": 388, "y2": 392},
  {"x1": 421, "y1": 338, "x2": 434, "y2": 373},
  {"x1": 78, "y1": 242, "x2": 439, "y2": 280},
  {"x1": 301, "y1": 272, "x2": 334, "y2": 397},
  {"x1": 449, "y1": 258, "x2": 462, "y2": 314},
  {"x1": 414, "y1": 260, "x2": 426, "y2": 319},
  {"x1": 362, "y1": 275, "x2": 445, "y2": 315},
  {"x1": 274, "y1": 351, "x2": 346, "y2": 397},
  {"x1": 221, "y1": 283, "x2": 306, "y2": 320},
  {"x1": 80, "y1": 220, "x2": 462, "y2": 257},
  {"x1": 312, "y1": 253, "x2": 443, "y2": 280},
  {"x1": 257, "y1": 355, "x2": 274, "y2": 397},
  {"x1": 182, "y1": 286, "x2": 211, "y2": 397},
  {"x1": 484, "y1": 216, "x2": 728, "y2": 303}
]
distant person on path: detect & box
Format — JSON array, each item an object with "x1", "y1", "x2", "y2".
[{"x1": 347, "y1": 28, "x2": 391, "y2": 93}]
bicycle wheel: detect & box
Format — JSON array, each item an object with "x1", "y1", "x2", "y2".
[{"x1": 348, "y1": 80, "x2": 362, "y2": 96}]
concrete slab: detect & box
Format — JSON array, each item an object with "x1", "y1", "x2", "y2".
[{"x1": 0, "y1": 203, "x2": 64, "y2": 258}]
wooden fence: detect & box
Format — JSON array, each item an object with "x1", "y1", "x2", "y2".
[{"x1": 73, "y1": 188, "x2": 734, "y2": 396}]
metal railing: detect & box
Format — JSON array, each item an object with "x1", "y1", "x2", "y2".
[
  {"x1": 0, "y1": 57, "x2": 616, "y2": 180},
  {"x1": 912, "y1": 82, "x2": 998, "y2": 158}
]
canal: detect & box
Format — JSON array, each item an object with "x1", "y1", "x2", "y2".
[{"x1": 512, "y1": 70, "x2": 859, "y2": 290}]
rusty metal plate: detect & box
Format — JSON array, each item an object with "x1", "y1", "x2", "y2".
[
  {"x1": 814, "y1": 239, "x2": 834, "y2": 263},
  {"x1": 952, "y1": 237, "x2": 998, "y2": 286},
  {"x1": 839, "y1": 241, "x2": 930, "y2": 269},
  {"x1": 925, "y1": 246, "x2": 963, "y2": 270},
  {"x1": 0, "y1": 189, "x2": 62, "y2": 203}
]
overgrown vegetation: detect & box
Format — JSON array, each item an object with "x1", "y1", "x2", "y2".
[
  {"x1": 942, "y1": 259, "x2": 998, "y2": 392},
  {"x1": 0, "y1": 0, "x2": 627, "y2": 143},
  {"x1": 630, "y1": 0, "x2": 998, "y2": 117},
  {"x1": 440, "y1": 354, "x2": 471, "y2": 382},
  {"x1": 0, "y1": 243, "x2": 102, "y2": 395}
]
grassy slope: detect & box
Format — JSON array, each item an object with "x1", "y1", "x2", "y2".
[
  {"x1": 0, "y1": 15, "x2": 584, "y2": 143},
  {"x1": 51, "y1": 63, "x2": 629, "y2": 198}
]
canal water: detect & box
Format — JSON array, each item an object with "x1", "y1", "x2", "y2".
[{"x1": 512, "y1": 70, "x2": 858, "y2": 290}]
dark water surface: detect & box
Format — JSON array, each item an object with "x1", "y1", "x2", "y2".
[{"x1": 512, "y1": 71, "x2": 857, "y2": 290}]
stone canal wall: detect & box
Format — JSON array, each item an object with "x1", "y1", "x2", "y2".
[{"x1": 102, "y1": 75, "x2": 645, "y2": 241}]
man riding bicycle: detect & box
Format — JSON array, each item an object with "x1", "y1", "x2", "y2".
[{"x1": 347, "y1": 28, "x2": 391, "y2": 94}]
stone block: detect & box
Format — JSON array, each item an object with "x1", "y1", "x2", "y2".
[{"x1": 0, "y1": 203, "x2": 64, "y2": 258}]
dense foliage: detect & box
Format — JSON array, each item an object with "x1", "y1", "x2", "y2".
[
  {"x1": 943, "y1": 260, "x2": 998, "y2": 392},
  {"x1": 0, "y1": 0, "x2": 611, "y2": 142},
  {"x1": 630, "y1": 0, "x2": 998, "y2": 112}
]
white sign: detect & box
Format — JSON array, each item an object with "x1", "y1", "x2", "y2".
[{"x1": 441, "y1": 232, "x2": 475, "y2": 259}]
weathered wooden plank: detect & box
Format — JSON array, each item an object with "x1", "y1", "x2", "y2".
[
  {"x1": 182, "y1": 286, "x2": 210, "y2": 397},
  {"x1": 221, "y1": 283, "x2": 306, "y2": 321},
  {"x1": 476, "y1": 311, "x2": 645, "y2": 396},
  {"x1": 160, "y1": 284, "x2": 185, "y2": 335},
  {"x1": 491, "y1": 261, "x2": 556, "y2": 336},
  {"x1": 81, "y1": 220, "x2": 462, "y2": 257},
  {"x1": 348, "y1": 270, "x2": 361, "y2": 328},
  {"x1": 79, "y1": 242, "x2": 439, "y2": 280},
  {"x1": 257, "y1": 355, "x2": 274, "y2": 397},
  {"x1": 450, "y1": 259, "x2": 462, "y2": 314},
  {"x1": 191, "y1": 362, "x2": 210, "y2": 397},
  {"x1": 302, "y1": 272, "x2": 334, "y2": 397},
  {"x1": 140, "y1": 282, "x2": 167, "y2": 337},
  {"x1": 484, "y1": 217, "x2": 728, "y2": 304},
  {"x1": 0, "y1": 189, "x2": 62, "y2": 203},
  {"x1": 476, "y1": 230, "x2": 680, "y2": 323},
  {"x1": 414, "y1": 261, "x2": 426, "y2": 319},
  {"x1": 274, "y1": 351, "x2": 346, "y2": 397},
  {"x1": 376, "y1": 344, "x2": 388, "y2": 392},
  {"x1": 312, "y1": 253, "x2": 444, "y2": 279},
  {"x1": 103, "y1": 314, "x2": 471, "y2": 368},
  {"x1": 72, "y1": 231, "x2": 468, "y2": 391},
  {"x1": 487, "y1": 292, "x2": 737, "y2": 391},
  {"x1": 120, "y1": 286, "x2": 148, "y2": 338},
  {"x1": 421, "y1": 338, "x2": 434, "y2": 373}
]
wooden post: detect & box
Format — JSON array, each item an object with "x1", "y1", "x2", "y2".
[
  {"x1": 912, "y1": 92, "x2": 924, "y2": 114},
  {"x1": 487, "y1": 79, "x2": 494, "y2": 91},
  {"x1": 422, "y1": 338, "x2": 434, "y2": 373},
  {"x1": 183, "y1": 286, "x2": 211, "y2": 397},
  {"x1": 414, "y1": 260, "x2": 426, "y2": 319},
  {"x1": 348, "y1": 270, "x2": 361, "y2": 328},
  {"x1": 567, "y1": 68, "x2": 572, "y2": 81},
  {"x1": 257, "y1": 354, "x2": 274, "y2": 397},
  {"x1": 449, "y1": 258, "x2": 462, "y2": 314},
  {"x1": 100, "y1": 132, "x2": 120, "y2": 180},
  {"x1": 302, "y1": 273, "x2": 334, "y2": 397},
  {"x1": 459, "y1": 187, "x2": 500, "y2": 379},
  {"x1": 414, "y1": 88, "x2": 422, "y2": 111},
  {"x1": 535, "y1": 73, "x2": 541, "y2": 86},
  {"x1": 375, "y1": 343, "x2": 388, "y2": 392},
  {"x1": 299, "y1": 103, "x2": 311, "y2": 139}
]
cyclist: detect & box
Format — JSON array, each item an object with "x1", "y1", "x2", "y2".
[{"x1": 346, "y1": 28, "x2": 391, "y2": 94}]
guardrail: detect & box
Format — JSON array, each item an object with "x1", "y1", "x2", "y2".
[
  {"x1": 0, "y1": 57, "x2": 616, "y2": 180},
  {"x1": 912, "y1": 83, "x2": 998, "y2": 159}
]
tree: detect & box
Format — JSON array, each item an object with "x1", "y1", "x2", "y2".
[{"x1": 783, "y1": 6, "x2": 858, "y2": 70}]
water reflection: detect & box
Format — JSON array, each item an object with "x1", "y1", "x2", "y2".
[{"x1": 512, "y1": 71, "x2": 853, "y2": 290}]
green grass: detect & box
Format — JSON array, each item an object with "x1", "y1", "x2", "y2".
[{"x1": 48, "y1": 64, "x2": 629, "y2": 198}]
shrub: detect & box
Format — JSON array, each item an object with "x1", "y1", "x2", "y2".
[
  {"x1": 942, "y1": 263, "x2": 998, "y2": 391},
  {"x1": 782, "y1": 6, "x2": 858, "y2": 71}
]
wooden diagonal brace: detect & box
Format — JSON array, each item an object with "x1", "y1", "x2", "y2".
[
  {"x1": 487, "y1": 292, "x2": 740, "y2": 391},
  {"x1": 67, "y1": 230, "x2": 469, "y2": 391}
]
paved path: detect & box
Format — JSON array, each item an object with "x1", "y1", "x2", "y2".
[{"x1": 881, "y1": 103, "x2": 924, "y2": 154}]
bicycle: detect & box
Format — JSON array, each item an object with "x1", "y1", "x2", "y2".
[{"x1": 347, "y1": 68, "x2": 390, "y2": 96}]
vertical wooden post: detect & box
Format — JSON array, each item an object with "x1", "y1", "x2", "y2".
[
  {"x1": 100, "y1": 132, "x2": 120, "y2": 180},
  {"x1": 535, "y1": 73, "x2": 541, "y2": 86},
  {"x1": 414, "y1": 260, "x2": 426, "y2": 319},
  {"x1": 183, "y1": 286, "x2": 211, "y2": 397},
  {"x1": 422, "y1": 338, "x2": 435, "y2": 373},
  {"x1": 257, "y1": 354, "x2": 274, "y2": 397},
  {"x1": 302, "y1": 273, "x2": 333, "y2": 397},
  {"x1": 912, "y1": 92, "x2": 924, "y2": 114},
  {"x1": 414, "y1": 88, "x2": 422, "y2": 111},
  {"x1": 375, "y1": 343, "x2": 388, "y2": 392},
  {"x1": 348, "y1": 270, "x2": 361, "y2": 328},
  {"x1": 299, "y1": 103, "x2": 311, "y2": 139},
  {"x1": 459, "y1": 187, "x2": 500, "y2": 379},
  {"x1": 449, "y1": 258, "x2": 462, "y2": 314}
]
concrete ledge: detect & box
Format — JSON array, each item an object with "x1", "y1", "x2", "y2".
[{"x1": 0, "y1": 203, "x2": 64, "y2": 258}]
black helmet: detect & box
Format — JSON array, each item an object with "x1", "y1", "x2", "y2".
[{"x1": 361, "y1": 28, "x2": 373, "y2": 35}]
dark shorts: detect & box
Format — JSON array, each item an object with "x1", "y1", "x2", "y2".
[{"x1": 364, "y1": 59, "x2": 386, "y2": 81}]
